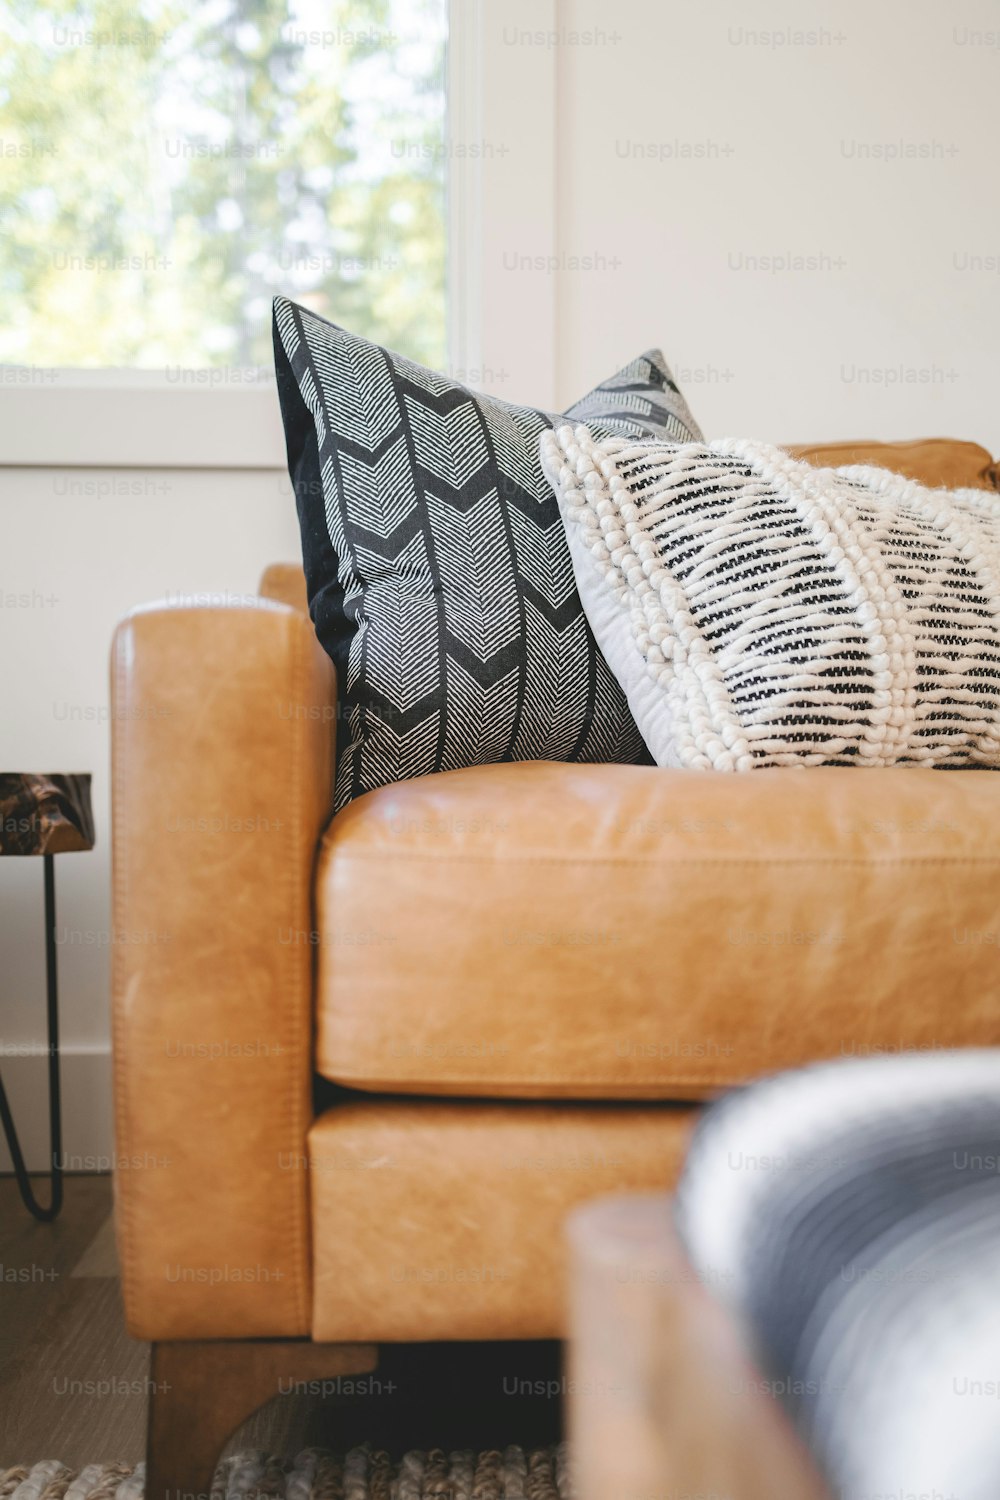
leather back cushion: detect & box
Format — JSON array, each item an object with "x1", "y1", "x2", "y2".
[
  {"x1": 259, "y1": 562, "x2": 309, "y2": 613},
  {"x1": 787, "y1": 438, "x2": 999, "y2": 492}
]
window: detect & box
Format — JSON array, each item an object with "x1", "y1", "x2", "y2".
[{"x1": 0, "y1": 0, "x2": 448, "y2": 371}]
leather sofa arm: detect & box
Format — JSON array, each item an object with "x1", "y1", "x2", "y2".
[{"x1": 111, "y1": 601, "x2": 336, "y2": 1339}]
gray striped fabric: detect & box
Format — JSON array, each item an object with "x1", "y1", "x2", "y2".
[{"x1": 675, "y1": 1051, "x2": 1000, "y2": 1500}]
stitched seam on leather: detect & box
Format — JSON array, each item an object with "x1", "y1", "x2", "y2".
[
  {"x1": 110, "y1": 623, "x2": 138, "y2": 1330},
  {"x1": 286, "y1": 615, "x2": 310, "y2": 1331},
  {"x1": 329, "y1": 853, "x2": 1000, "y2": 867},
  {"x1": 317, "y1": 1064, "x2": 732, "y2": 1090}
]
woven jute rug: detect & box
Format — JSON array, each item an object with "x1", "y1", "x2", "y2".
[{"x1": 0, "y1": 1446, "x2": 571, "y2": 1500}]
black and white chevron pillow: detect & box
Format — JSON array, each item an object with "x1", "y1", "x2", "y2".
[
  {"x1": 273, "y1": 297, "x2": 702, "y2": 808},
  {"x1": 541, "y1": 430, "x2": 1000, "y2": 771}
]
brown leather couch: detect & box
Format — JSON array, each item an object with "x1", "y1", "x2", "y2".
[{"x1": 110, "y1": 437, "x2": 1000, "y2": 1496}]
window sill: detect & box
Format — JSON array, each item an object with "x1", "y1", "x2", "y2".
[{"x1": 0, "y1": 371, "x2": 287, "y2": 469}]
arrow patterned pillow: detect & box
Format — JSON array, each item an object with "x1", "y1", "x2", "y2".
[
  {"x1": 541, "y1": 428, "x2": 1000, "y2": 771},
  {"x1": 273, "y1": 297, "x2": 702, "y2": 808}
]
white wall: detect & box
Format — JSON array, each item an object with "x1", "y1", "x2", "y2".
[
  {"x1": 549, "y1": 0, "x2": 999, "y2": 444},
  {"x1": 0, "y1": 465, "x2": 300, "y2": 1169},
  {"x1": 2, "y1": 0, "x2": 997, "y2": 1168}
]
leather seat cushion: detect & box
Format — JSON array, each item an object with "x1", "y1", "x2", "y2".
[
  {"x1": 309, "y1": 1098, "x2": 697, "y2": 1341},
  {"x1": 314, "y1": 762, "x2": 1000, "y2": 1100}
]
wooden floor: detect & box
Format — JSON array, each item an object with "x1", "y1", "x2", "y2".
[{"x1": 0, "y1": 1176, "x2": 563, "y2": 1469}]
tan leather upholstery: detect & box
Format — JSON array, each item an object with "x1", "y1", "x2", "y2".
[
  {"x1": 308, "y1": 1100, "x2": 696, "y2": 1341},
  {"x1": 787, "y1": 437, "x2": 999, "y2": 491},
  {"x1": 259, "y1": 562, "x2": 309, "y2": 614},
  {"x1": 110, "y1": 439, "x2": 1000, "y2": 1344},
  {"x1": 111, "y1": 601, "x2": 336, "y2": 1339},
  {"x1": 316, "y1": 762, "x2": 1000, "y2": 1100}
]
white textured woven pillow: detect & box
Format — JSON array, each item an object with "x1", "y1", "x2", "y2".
[{"x1": 540, "y1": 427, "x2": 1000, "y2": 771}]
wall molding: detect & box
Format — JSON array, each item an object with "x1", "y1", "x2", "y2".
[{"x1": 0, "y1": 1045, "x2": 113, "y2": 1174}]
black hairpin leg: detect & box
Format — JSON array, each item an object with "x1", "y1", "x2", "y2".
[{"x1": 0, "y1": 853, "x2": 63, "y2": 1221}]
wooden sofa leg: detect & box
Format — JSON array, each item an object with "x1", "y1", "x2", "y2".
[{"x1": 146, "y1": 1340, "x2": 378, "y2": 1500}]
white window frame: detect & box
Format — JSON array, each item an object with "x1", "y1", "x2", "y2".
[
  {"x1": 0, "y1": 0, "x2": 557, "y2": 470},
  {"x1": 447, "y1": 0, "x2": 557, "y2": 412}
]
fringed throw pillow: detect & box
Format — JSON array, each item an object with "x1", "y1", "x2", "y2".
[{"x1": 541, "y1": 429, "x2": 1000, "y2": 770}]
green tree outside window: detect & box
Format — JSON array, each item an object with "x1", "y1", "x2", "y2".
[{"x1": 0, "y1": 0, "x2": 447, "y2": 369}]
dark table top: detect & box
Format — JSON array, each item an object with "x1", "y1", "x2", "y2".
[{"x1": 0, "y1": 774, "x2": 95, "y2": 856}]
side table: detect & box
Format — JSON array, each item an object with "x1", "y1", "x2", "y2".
[
  {"x1": 566, "y1": 1194, "x2": 829, "y2": 1500},
  {"x1": 0, "y1": 772, "x2": 95, "y2": 1221}
]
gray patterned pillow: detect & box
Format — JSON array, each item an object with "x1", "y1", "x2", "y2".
[{"x1": 273, "y1": 297, "x2": 702, "y2": 808}]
